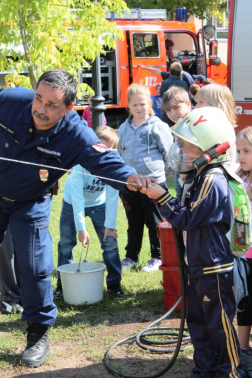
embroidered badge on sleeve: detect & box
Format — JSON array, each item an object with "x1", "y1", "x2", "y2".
[{"x1": 92, "y1": 143, "x2": 108, "y2": 153}]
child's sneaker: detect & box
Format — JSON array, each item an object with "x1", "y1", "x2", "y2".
[
  {"x1": 121, "y1": 258, "x2": 137, "y2": 270},
  {"x1": 107, "y1": 284, "x2": 124, "y2": 300},
  {"x1": 141, "y1": 258, "x2": 161, "y2": 272},
  {"x1": 240, "y1": 347, "x2": 252, "y2": 376},
  {"x1": 0, "y1": 301, "x2": 23, "y2": 315},
  {"x1": 241, "y1": 346, "x2": 252, "y2": 356}
]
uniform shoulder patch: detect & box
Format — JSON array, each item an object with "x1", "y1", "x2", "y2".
[{"x1": 92, "y1": 143, "x2": 108, "y2": 153}]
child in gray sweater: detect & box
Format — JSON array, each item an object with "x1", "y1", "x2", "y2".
[{"x1": 118, "y1": 84, "x2": 173, "y2": 272}]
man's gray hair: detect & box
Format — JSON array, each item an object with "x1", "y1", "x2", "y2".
[{"x1": 36, "y1": 69, "x2": 77, "y2": 106}]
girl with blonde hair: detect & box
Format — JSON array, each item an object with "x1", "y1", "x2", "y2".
[
  {"x1": 118, "y1": 84, "x2": 173, "y2": 272},
  {"x1": 126, "y1": 83, "x2": 154, "y2": 117},
  {"x1": 196, "y1": 84, "x2": 238, "y2": 171},
  {"x1": 196, "y1": 84, "x2": 236, "y2": 127}
]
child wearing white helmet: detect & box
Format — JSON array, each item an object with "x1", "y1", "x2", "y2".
[{"x1": 142, "y1": 107, "x2": 244, "y2": 377}]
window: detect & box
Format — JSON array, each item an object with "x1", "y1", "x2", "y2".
[
  {"x1": 215, "y1": 12, "x2": 228, "y2": 39},
  {"x1": 204, "y1": 10, "x2": 229, "y2": 40},
  {"x1": 207, "y1": 12, "x2": 228, "y2": 40},
  {"x1": 133, "y1": 33, "x2": 159, "y2": 58},
  {"x1": 165, "y1": 33, "x2": 195, "y2": 55}
]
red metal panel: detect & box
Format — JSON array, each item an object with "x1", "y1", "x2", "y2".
[
  {"x1": 227, "y1": 0, "x2": 235, "y2": 90},
  {"x1": 235, "y1": 102, "x2": 252, "y2": 133}
]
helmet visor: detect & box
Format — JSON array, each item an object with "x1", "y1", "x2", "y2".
[{"x1": 168, "y1": 137, "x2": 203, "y2": 173}]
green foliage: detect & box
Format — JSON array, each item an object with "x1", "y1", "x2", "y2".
[
  {"x1": 124, "y1": 0, "x2": 227, "y2": 20},
  {"x1": 0, "y1": 0, "x2": 129, "y2": 90}
]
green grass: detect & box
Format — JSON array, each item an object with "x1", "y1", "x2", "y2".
[{"x1": 0, "y1": 170, "x2": 181, "y2": 376}]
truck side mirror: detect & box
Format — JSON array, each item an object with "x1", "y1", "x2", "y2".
[
  {"x1": 203, "y1": 25, "x2": 215, "y2": 41},
  {"x1": 209, "y1": 56, "x2": 221, "y2": 66},
  {"x1": 210, "y1": 40, "x2": 218, "y2": 56},
  {"x1": 209, "y1": 40, "x2": 221, "y2": 66}
]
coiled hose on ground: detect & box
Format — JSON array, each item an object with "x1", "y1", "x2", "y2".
[{"x1": 104, "y1": 227, "x2": 192, "y2": 378}]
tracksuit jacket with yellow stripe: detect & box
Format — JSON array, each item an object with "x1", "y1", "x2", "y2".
[{"x1": 157, "y1": 164, "x2": 234, "y2": 277}]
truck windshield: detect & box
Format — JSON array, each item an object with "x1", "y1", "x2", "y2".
[{"x1": 167, "y1": 32, "x2": 195, "y2": 55}]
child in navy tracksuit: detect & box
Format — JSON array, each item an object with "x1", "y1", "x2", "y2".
[{"x1": 142, "y1": 107, "x2": 243, "y2": 377}]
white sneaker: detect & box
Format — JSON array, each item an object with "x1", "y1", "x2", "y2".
[
  {"x1": 121, "y1": 258, "x2": 137, "y2": 270},
  {"x1": 141, "y1": 258, "x2": 161, "y2": 272}
]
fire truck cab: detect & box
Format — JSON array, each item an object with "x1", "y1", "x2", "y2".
[
  {"x1": 75, "y1": 8, "x2": 227, "y2": 127},
  {"x1": 227, "y1": 0, "x2": 252, "y2": 133}
]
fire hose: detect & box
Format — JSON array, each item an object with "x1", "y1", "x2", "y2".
[{"x1": 104, "y1": 226, "x2": 190, "y2": 378}]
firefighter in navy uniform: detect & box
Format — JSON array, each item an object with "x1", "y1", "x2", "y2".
[
  {"x1": 0, "y1": 69, "x2": 150, "y2": 368},
  {"x1": 142, "y1": 107, "x2": 245, "y2": 378}
]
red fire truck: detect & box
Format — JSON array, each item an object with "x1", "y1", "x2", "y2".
[
  {"x1": 74, "y1": 8, "x2": 227, "y2": 127},
  {"x1": 227, "y1": 0, "x2": 252, "y2": 133}
]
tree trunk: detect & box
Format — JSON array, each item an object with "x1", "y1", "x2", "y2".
[{"x1": 18, "y1": 2, "x2": 37, "y2": 89}]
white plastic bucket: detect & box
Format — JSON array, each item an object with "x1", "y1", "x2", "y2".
[{"x1": 58, "y1": 262, "x2": 106, "y2": 305}]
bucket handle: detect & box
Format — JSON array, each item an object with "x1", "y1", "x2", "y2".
[{"x1": 76, "y1": 243, "x2": 89, "y2": 272}]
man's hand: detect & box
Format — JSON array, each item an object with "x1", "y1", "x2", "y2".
[
  {"x1": 103, "y1": 227, "x2": 117, "y2": 241},
  {"x1": 126, "y1": 174, "x2": 157, "y2": 192},
  {"x1": 140, "y1": 182, "x2": 166, "y2": 199},
  {"x1": 78, "y1": 230, "x2": 90, "y2": 246}
]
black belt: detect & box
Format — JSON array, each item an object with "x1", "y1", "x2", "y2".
[
  {"x1": 0, "y1": 196, "x2": 15, "y2": 202},
  {"x1": 0, "y1": 192, "x2": 52, "y2": 203}
]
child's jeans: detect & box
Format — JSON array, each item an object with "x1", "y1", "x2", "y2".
[{"x1": 58, "y1": 200, "x2": 121, "y2": 288}]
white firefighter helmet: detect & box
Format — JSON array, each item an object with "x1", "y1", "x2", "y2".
[{"x1": 168, "y1": 107, "x2": 236, "y2": 173}]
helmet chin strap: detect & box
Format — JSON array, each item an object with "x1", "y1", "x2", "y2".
[
  {"x1": 180, "y1": 169, "x2": 197, "y2": 206},
  {"x1": 178, "y1": 169, "x2": 194, "y2": 174}
]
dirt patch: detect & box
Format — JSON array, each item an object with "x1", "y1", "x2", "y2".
[{"x1": 3, "y1": 316, "x2": 194, "y2": 378}]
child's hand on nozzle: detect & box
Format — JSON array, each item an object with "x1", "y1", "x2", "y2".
[
  {"x1": 140, "y1": 183, "x2": 166, "y2": 199},
  {"x1": 126, "y1": 174, "x2": 157, "y2": 192}
]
